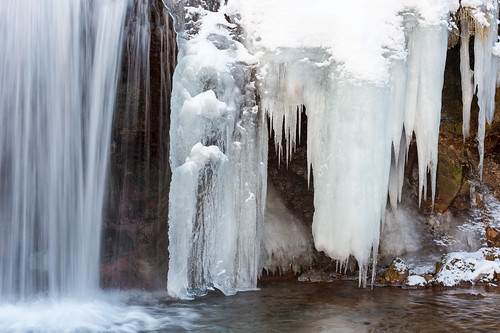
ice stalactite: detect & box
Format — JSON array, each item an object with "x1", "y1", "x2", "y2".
[
  {"x1": 460, "y1": 9, "x2": 474, "y2": 139},
  {"x1": 458, "y1": 1, "x2": 499, "y2": 178},
  {"x1": 403, "y1": 22, "x2": 449, "y2": 206},
  {"x1": 231, "y1": 0, "x2": 450, "y2": 285},
  {"x1": 0, "y1": 0, "x2": 128, "y2": 301},
  {"x1": 165, "y1": 2, "x2": 266, "y2": 299}
]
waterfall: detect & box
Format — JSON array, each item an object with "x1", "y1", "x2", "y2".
[{"x1": 0, "y1": 0, "x2": 128, "y2": 300}]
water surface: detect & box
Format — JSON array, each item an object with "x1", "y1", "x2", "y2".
[{"x1": 1, "y1": 281, "x2": 498, "y2": 332}]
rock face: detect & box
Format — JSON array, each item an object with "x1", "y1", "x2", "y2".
[{"x1": 101, "y1": 1, "x2": 177, "y2": 290}]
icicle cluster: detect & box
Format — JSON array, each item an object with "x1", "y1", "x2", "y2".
[
  {"x1": 458, "y1": 0, "x2": 499, "y2": 178},
  {"x1": 230, "y1": 0, "x2": 451, "y2": 285},
  {"x1": 165, "y1": 2, "x2": 267, "y2": 299}
]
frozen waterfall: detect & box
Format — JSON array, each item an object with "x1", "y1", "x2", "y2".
[
  {"x1": 166, "y1": 2, "x2": 267, "y2": 299},
  {"x1": 0, "y1": 0, "x2": 128, "y2": 300},
  {"x1": 165, "y1": 0, "x2": 500, "y2": 295},
  {"x1": 230, "y1": 0, "x2": 450, "y2": 285}
]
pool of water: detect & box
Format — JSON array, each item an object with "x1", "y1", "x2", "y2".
[{"x1": 1, "y1": 281, "x2": 499, "y2": 332}]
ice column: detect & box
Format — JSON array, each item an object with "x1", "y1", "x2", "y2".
[{"x1": 166, "y1": 3, "x2": 266, "y2": 299}]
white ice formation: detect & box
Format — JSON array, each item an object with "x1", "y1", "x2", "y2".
[
  {"x1": 166, "y1": 3, "x2": 267, "y2": 299},
  {"x1": 230, "y1": 0, "x2": 450, "y2": 286},
  {"x1": 165, "y1": 0, "x2": 500, "y2": 297},
  {"x1": 459, "y1": 0, "x2": 499, "y2": 178}
]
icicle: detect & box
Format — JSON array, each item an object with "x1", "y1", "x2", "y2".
[
  {"x1": 231, "y1": 0, "x2": 451, "y2": 287},
  {"x1": 404, "y1": 21, "x2": 448, "y2": 206},
  {"x1": 460, "y1": 9, "x2": 474, "y2": 139},
  {"x1": 471, "y1": 2, "x2": 499, "y2": 179}
]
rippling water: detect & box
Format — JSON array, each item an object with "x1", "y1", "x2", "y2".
[{"x1": 1, "y1": 281, "x2": 499, "y2": 332}]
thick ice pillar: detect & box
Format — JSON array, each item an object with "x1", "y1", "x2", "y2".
[{"x1": 166, "y1": 3, "x2": 266, "y2": 299}]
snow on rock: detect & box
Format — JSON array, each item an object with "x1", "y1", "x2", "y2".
[
  {"x1": 406, "y1": 275, "x2": 428, "y2": 287},
  {"x1": 383, "y1": 257, "x2": 410, "y2": 284},
  {"x1": 434, "y1": 248, "x2": 500, "y2": 286}
]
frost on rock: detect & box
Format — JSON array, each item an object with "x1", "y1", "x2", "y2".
[
  {"x1": 231, "y1": 0, "x2": 450, "y2": 286},
  {"x1": 458, "y1": 1, "x2": 499, "y2": 178},
  {"x1": 165, "y1": 2, "x2": 266, "y2": 299}
]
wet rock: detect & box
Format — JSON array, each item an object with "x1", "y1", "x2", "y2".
[
  {"x1": 436, "y1": 154, "x2": 463, "y2": 212},
  {"x1": 297, "y1": 270, "x2": 342, "y2": 283}
]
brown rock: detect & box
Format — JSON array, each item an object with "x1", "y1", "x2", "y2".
[
  {"x1": 486, "y1": 226, "x2": 500, "y2": 247},
  {"x1": 384, "y1": 258, "x2": 409, "y2": 284},
  {"x1": 435, "y1": 153, "x2": 463, "y2": 212}
]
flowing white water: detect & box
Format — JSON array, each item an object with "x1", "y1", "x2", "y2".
[{"x1": 0, "y1": 0, "x2": 128, "y2": 301}]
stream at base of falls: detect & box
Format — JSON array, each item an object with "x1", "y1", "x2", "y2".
[{"x1": 1, "y1": 280, "x2": 499, "y2": 332}]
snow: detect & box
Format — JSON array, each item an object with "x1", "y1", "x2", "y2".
[
  {"x1": 392, "y1": 258, "x2": 409, "y2": 273},
  {"x1": 406, "y1": 275, "x2": 428, "y2": 286}
]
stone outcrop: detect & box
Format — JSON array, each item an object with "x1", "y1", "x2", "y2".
[{"x1": 486, "y1": 226, "x2": 500, "y2": 247}]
